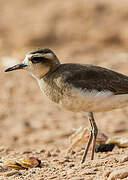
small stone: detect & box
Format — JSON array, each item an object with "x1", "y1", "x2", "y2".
[
  {"x1": 49, "y1": 176, "x2": 58, "y2": 179},
  {"x1": 22, "y1": 150, "x2": 32, "y2": 154},
  {"x1": 40, "y1": 149, "x2": 46, "y2": 153},
  {"x1": 95, "y1": 143, "x2": 115, "y2": 153},
  {"x1": 108, "y1": 168, "x2": 128, "y2": 180},
  {"x1": 40, "y1": 161, "x2": 49, "y2": 167},
  {"x1": 121, "y1": 155, "x2": 128, "y2": 163},
  {"x1": 67, "y1": 148, "x2": 76, "y2": 155},
  {"x1": 55, "y1": 148, "x2": 60, "y2": 153},
  {"x1": 45, "y1": 151, "x2": 51, "y2": 157},
  {"x1": 81, "y1": 164, "x2": 86, "y2": 169},
  {"x1": 82, "y1": 169, "x2": 97, "y2": 175},
  {"x1": 68, "y1": 168, "x2": 75, "y2": 174},
  {"x1": 71, "y1": 177, "x2": 84, "y2": 180},
  {"x1": 64, "y1": 155, "x2": 70, "y2": 159},
  {"x1": 4, "y1": 170, "x2": 19, "y2": 177},
  {"x1": 51, "y1": 152, "x2": 58, "y2": 157},
  {"x1": 62, "y1": 171, "x2": 67, "y2": 176},
  {"x1": 69, "y1": 163, "x2": 75, "y2": 168},
  {"x1": 104, "y1": 170, "x2": 112, "y2": 177}
]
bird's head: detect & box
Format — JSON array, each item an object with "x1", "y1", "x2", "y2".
[{"x1": 5, "y1": 48, "x2": 60, "y2": 79}]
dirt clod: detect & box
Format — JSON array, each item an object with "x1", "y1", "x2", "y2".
[{"x1": 108, "y1": 168, "x2": 128, "y2": 180}]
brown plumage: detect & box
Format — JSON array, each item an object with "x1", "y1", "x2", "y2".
[{"x1": 43, "y1": 63, "x2": 128, "y2": 95}]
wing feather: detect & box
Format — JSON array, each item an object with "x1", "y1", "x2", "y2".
[{"x1": 60, "y1": 64, "x2": 128, "y2": 95}]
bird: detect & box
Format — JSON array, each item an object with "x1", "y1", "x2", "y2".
[{"x1": 5, "y1": 48, "x2": 128, "y2": 163}]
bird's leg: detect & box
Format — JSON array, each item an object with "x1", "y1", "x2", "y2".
[
  {"x1": 81, "y1": 128, "x2": 93, "y2": 163},
  {"x1": 89, "y1": 112, "x2": 98, "y2": 160},
  {"x1": 81, "y1": 112, "x2": 98, "y2": 163}
]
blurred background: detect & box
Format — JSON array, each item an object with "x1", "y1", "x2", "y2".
[
  {"x1": 0, "y1": 0, "x2": 128, "y2": 158},
  {"x1": 1, "y1": 0, "x2": 128, "y2": 57}
]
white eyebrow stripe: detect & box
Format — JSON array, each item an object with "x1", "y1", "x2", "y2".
[
  {"x1": 23, "y1": 54, "x2": 33, "y2": 65},
  {"x1": 42, "y1": 53, "x2": 54, "y2": 59},
  {"x1": 25, "y1": 54, "x2": 33, "y2": 59}
]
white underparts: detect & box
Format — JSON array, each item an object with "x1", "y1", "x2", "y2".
[{"x1": 60, "y1": 87, "x2": 128, "y2": 112}]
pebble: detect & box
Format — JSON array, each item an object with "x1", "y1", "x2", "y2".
[
  {"x1": 71, "y1": 177, "x2": 84, "y2": 180},
  {"x1": 82, "y1": 169, "x2": 97, "y2": 175},
  {"x1": 104, "y1": 170, "x2": 112, "y2": 177},
  {"x1": 121, "y1": 155, "x2": 128, "y2": 163},
  {"x1": 22, "y1": 150, "x2": 32, "y2": 154},
  {"x1": 4, "y1": 170, "x2": 20, "y2": 177},
  {"x1": 49, "y1": 175, "x2": 58, "y2": 179},
  {"x1": 108, "y1": 168, "x2": 128, "y2": 180},
  {"x1": 45, "y1": 151, "x2": 51, "y2": 157},
  {"x1": 40, "y1": 149, "x2": 46, "y2": 153},
  {"x1": 69, "y1": 163, "x2": 75, "y2": 168}
]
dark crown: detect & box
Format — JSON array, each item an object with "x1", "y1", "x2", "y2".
[{"x1": 29, "y1": 48, "x2": 54, "y2": 55}]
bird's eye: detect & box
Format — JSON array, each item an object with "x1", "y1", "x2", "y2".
[{"x1": 31, "y1": 57, "x2": 41, "y2": 63}]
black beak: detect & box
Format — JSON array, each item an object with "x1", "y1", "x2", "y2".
[{"x1": 5, "y1": 63, "x2": 27, "y2": 72}]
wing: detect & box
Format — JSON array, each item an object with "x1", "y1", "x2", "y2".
[{"x1": 60, "y1": 64, "x2": 128, "y2": 95}]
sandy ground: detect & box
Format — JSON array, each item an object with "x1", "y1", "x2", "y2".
[{"x1": 1, "y1": 0, "x2": 128, "y2": 179}]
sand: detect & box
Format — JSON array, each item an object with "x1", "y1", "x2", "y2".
[{"x1": 0, "y1": 0, "x2": 128, "y2": 179}]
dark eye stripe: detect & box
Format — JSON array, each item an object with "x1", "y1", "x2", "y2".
[{"x1": 31, "y1": 57, "x2": 41, "y2": 63}]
